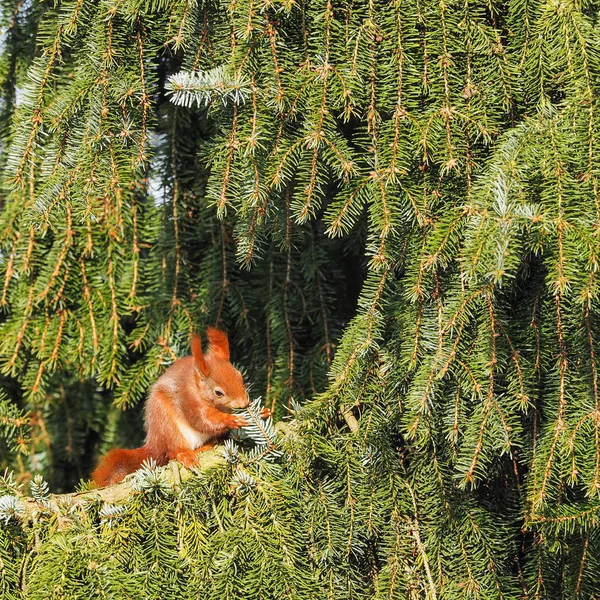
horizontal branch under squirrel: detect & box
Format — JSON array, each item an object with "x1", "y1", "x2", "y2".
[
  {"x1": 18, "y1": 421, "x2": 296, "y2": 526},
  {"x1": 18, "y1": 448, "x2": 225, "y2": 525}
]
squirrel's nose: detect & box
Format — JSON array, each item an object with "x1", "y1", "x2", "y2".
[{"x1": 240, "y1": 396, "x2": 249, "y2": 409}]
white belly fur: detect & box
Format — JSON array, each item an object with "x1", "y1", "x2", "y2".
[{"x1": 174, "y1": 415, "x2": 211, "y2": 450}]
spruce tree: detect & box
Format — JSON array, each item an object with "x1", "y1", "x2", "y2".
[{"x1": 0, "y1": 0, "x2": 600, "y2": 596}]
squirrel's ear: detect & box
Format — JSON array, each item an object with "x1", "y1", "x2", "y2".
[
  {"x1": 191, "y1": 334, "x2": 209, "y2": 376},
  {"x1": 206, "y1": 327, "x2": 230, "y2": 361}
]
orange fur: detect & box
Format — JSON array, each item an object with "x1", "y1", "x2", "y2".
[
  {"x1": 92, "y1": 447, "x2": 151, "y2": 487},
  {"x1": 92, "y1": 329, "x2": 249, "y2": 487},
  {"x1": 191, "y1": 334, "x2": 208, "y2": 375},
  {"x1": 206, "y1": 327, "x2": 229, "y2": 360}
]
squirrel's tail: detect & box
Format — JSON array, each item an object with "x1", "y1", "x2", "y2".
[{"x1": 92, "y1": 446, "x2": 151, "y2": 487}]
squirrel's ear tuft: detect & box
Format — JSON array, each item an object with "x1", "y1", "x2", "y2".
[
  {"x1": 191, "y1": 334, "x2": 209, "y2": 375},
  {"x1": 206, "y1": 327, "x2": 230, "y2": 361}
]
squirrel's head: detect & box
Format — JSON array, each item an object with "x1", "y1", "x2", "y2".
[{"x1": 190, "y1": 328, "x2": 249, "y2": 410}]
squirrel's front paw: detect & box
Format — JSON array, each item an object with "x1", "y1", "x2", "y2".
[
  {"x1": 176, "y1": 450, "x2": 200, "y2": 468},
  {"x1": 260, "y1": 407, "x2": 272, "y2": 419},
  {"x1": 229, "y1": 414, "x2": 249, "y2": 429}
]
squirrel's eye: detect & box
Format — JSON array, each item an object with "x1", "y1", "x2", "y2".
[{"x1": 214, "y1": 388, "x2": 225, "y2": 397}]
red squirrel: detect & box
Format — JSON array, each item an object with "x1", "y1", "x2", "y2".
[{"x1": 92, "y1": 328, "x2": 250, "y2": 487}]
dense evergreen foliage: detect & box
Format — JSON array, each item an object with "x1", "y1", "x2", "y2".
[{"x1": 1, "y1": 0, "x2": 600, "y2": 595}]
